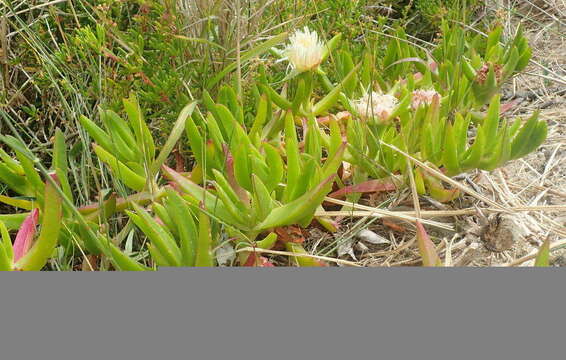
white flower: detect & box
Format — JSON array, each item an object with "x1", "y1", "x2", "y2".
[
  {"x1": 411, "y1": 88, "x2": 439, "y2": 109},
  {"x1": 284, "y1": 27, "x2": 325, "y2": 73},
  {"x1": 353, "y1": 91, "x2": 398, "y2": 124}
]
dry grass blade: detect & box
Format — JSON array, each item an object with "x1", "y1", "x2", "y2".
[
  {"x1": 236, "y1": 247, "x2": 362, "y2": 267},
  {"x1": 4, "y1": 0, "x2": 68, "y2": 18},
  {"x1": 406, "y1": 159, "x2": 421, "y2": 218},
  {"x1": 380, "y1": 141, "x2": 509, "y2": 211},
  {"x1": 319, "y1": 205, "x2": 566, "y2": 218},
  {"x1": 322, "y1": 197, "x2": 454, "y2": 231}
]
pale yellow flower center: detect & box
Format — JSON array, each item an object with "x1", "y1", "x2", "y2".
[
  {"x1": 353, "y1": 91, "x2": 398, "y2": 124},
  {"x1": 285, "y1": 27, "x2": 324, "y2": 73}
]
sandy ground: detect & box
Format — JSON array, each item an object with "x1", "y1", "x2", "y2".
[{"x1": 469, "y1": 0, "x2": 566, "y2": 266}]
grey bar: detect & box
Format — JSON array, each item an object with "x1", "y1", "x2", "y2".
[{"x1": 1, "y1": 269, "x2": 564, "y2": 360}]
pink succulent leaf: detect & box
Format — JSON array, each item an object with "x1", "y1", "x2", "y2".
[
  {"x1": 13, "y1": 208, "x2": 40, "y2": 262},
  {"x1": 258, "y1": 256, "x2": 275, "y2": 267},
  {"x1": 243, "y1": 253, "x2": 275, "y2": 267}
]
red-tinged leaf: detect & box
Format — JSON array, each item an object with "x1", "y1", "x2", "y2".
[
  {"x1": 258, "y1": 257, "x2": 275, "y2": 267},
  {"x1": 274, "y1": 226, "x2": 305, "y2": 249},
  {"x1": 225, "y1": 148, "x2": 249, "y2": 203},
  {"x1": 316, "y1": 216, "x2": 340, "y2": 233},
  {"x1": 429, "y1": 61, "x2": 438, "y2": 72},
  {"x1": 416, "y1": 221, "x2": 441, "y2": 267},
  {"x1": 242, "y1": 252, "x2": 255, "y2": 266},
  {"x1": 243, "y1": 252, "x2": 275, "y2": 267},
  {"x1": 13, "y1": 208, "x2": 39, "y2": 262},
  {"x1": 328, "y1": 179, "x2": 396, "y2": 199},
  {"x1": 534, "y1": 238, "x2": 550, "y2": 267},
  {"x1": 500, "y1": 99, "x2": 521, "y2": 114},
  {"x1": 413, "y1": 72, "x2": 423, "y2": 81},
  {"x1": 14, "y1": 173, "x2": 63, "y2": 271}
]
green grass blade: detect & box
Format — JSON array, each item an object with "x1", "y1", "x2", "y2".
[
  {"x1": 206, "y1": 32, "x2": 288, "y2": 89},
  {"x1": 53, "y1": 128, "x2": 74, "y2": 202}
]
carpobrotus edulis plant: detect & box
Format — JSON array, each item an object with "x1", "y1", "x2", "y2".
[{"x1": 0, "y1": 22, "x2": 548, "y2": 269}]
